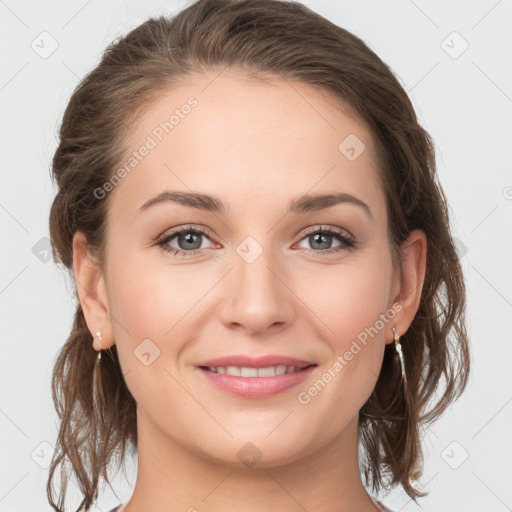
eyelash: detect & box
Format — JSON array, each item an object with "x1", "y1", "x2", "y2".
[{"x1": 156, "y1": 224, "x2": 357, "y2": 257}]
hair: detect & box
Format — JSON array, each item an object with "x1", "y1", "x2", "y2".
[{"x1": 47, "y1": 0, "x2": 471, "y2": 510}]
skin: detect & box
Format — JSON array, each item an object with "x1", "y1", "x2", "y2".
[{"x1": 73, "y1": 68, "x2": 426, "y2": 512}]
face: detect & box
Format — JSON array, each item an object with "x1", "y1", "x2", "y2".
[{"x1": 91, "y1": 69, "x2": 405, "y2": 467}]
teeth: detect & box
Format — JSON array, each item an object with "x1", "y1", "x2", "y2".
[
  {"x1": 275, "y1": 364, "x2": 288, "y2": 376},
  {"x1": 240, "y1": 367, "x2": 258, "y2": 377},
  {"x1": 208, "y1": 364, "x2": 302, "y2": 377},
  {"x1": 226, "y1": 366, "x2": 240, "y2": 376}
]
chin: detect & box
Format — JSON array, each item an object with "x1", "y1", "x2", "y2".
[{"x1": 192, "y1": 431, "x2": 315, "y2": 470}]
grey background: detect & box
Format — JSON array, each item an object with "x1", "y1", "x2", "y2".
[{"x1": 1, "y1": 0, "x2": 511, "y2": 511}]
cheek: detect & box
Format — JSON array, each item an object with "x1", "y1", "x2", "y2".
[
  {"x1": 303, "y1": 256, "x2": 392, "y2": 341},
  {"x1": 105, "y1": 247, "x2": 220, "y2": 393},
  {"x1": 295, "y1": 255, "x2": 392, "y2": 399},
  {"x1": 106, "y1": 243, "x2": 208, "y2": 338}
]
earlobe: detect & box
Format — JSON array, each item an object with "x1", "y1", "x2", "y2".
[
  {"x1": 388, "y1": 229, "x2": 427, "y2": 341},
  {"x1": 72, "y1": 231, "x2": 114, "y2": 350}
]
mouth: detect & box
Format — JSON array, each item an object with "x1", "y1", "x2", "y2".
[
  {"x1": 198, "y1": 363, "x2": 316, "y2": 377},
  {"x1": 196, "y1": 361, "x2": 318, "y2": 399}
]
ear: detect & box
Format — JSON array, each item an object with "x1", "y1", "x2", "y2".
[
  {"x1": 387, "y1": 229, "x2": 427, "y2": 343},
  {"x1": 72, "y1": 231, "x2": 114, "y2": 351}
]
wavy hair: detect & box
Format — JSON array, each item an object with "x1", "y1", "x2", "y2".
[{"x1": 47, "y1": 0, "x2": 471, "y2": 510}]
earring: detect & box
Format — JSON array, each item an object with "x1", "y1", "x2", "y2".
[
  {"x1": 392, "y1": 327, "x2": 408, "y2": 391},
  {"x1": 95, "y1": 331, "x2": 102, "y2": 361},
  {"x1": 93, "y1": 331, "x2": 103, "y2": 409}
]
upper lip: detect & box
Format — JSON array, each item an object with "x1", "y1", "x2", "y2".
[{"x1": 198, "y1": 355, "x2": 317, "y2": 369}]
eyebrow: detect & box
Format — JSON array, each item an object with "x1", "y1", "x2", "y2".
[{"x1": 137, "y1": 190, "x2": 372, "y2": 219}]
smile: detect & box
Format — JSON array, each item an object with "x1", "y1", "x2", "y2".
[
  {"x1": 202, "y1": 364, "x2": 313, "y2": 377},
  {"x1": 198, "y1": 364, "x2": 317, "y2": 398}
]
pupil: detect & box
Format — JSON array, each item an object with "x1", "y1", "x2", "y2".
[
  {"x1": 179, "y1": 232, "x2": 201, "y2": 250},
  {"x1": 311, "y1": 233, "x2": 331, "y2": 250}
]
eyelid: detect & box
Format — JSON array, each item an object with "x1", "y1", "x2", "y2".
[
  {"x1": 156, "y1": 224, "x2": 353, "y2": 243},
  {"x1": 156, "y1": 224, "x2": 216, "y2": 243},
  {"x1": 298, "y1": 224, "x2": 354, "y2": 241}
]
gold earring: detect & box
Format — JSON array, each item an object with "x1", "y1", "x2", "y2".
[{"x1": 392, "y1": 327, "x2": 407, "y2": 391}]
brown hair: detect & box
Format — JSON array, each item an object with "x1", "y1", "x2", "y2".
[{"x1": 47, "y1": 0, "x2": 470, "y2": 510}]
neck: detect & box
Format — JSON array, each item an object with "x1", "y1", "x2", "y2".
[{"x1": 123, "y1": 412, "x2": 379, "y2": 512}]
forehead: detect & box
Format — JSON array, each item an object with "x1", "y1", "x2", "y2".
[{"x1": 108, "y1": 69, "x2": 385, "y2": 221}]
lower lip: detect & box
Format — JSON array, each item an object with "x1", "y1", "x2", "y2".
[{"x1": 198, "y1": 366, "x2": 316, "y2": 398}]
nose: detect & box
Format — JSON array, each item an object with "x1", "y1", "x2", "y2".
[{"x1": 218, "y1": 245, "x2": 296, "y2": 336}]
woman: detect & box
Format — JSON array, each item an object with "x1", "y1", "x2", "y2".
[{"x1": 46, "y1": 0, "x2": 470, "y2": 511}]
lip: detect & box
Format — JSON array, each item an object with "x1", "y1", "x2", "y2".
[
  {"x1": 198, "y1": 355, "x2": 315, "y2": 369},
  {"x1": 198, "y1": 365, "x2": 316, "y2": 398}
]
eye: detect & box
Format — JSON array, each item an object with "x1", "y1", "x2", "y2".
[
  {"x1": 295, "y1": 225, "x2": 356, "y2": 255},
  {"x1": 156, "y1": 225, "x2": 217, "y2": 256},
  {"x1": 156, "y1": 224, "x2": 357, "y2": 257}
]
